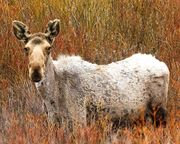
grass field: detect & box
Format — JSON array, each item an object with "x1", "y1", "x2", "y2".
[{"x1": 0, "y1": 0, "x2": 179, "y2": 143}]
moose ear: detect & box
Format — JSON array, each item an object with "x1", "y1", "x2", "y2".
[
  {"x1": 12, "y1": 20, "x2": 30, "y2": 43},
  {"x1": 45, "y1": 19, "x2": 60, "y2": 43}
]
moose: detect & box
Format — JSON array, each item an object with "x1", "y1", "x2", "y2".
[{"x1": 12, "y1": 19, "x2": 169, "y2": 129}]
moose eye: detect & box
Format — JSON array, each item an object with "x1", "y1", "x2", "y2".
[
  {"x1": 46, "y1": 47, "x2": 52, "y2": 54},
  {"x1": 24, "y1": 47, "x2": 29, "y2": 54},
  {"x1": 46, "y1": 47, "x2": 52, "y2": 51}
]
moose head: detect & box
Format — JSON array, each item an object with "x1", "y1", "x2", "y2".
[{"x1": 13, "y1": 19, "x2": 60, "y2": 82}]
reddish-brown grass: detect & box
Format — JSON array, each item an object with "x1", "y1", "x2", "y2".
[{"x1": 0, "y1": 0, "x2": 179, "y2": 143}]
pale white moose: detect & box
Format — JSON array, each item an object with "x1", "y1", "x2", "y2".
[{"x1": 12, "y1": 19, "x2": 169, "y2": 129}]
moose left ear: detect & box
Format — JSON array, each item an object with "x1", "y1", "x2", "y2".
[
  {"x1": 45, "y1": 19, "x2": 60, "y2": 43},
  {"x1": 12, "y1": 20, "x2": 30, "y2": 43}
]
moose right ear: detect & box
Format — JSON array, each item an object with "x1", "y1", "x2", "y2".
[
  {"x1": 12, "y1": 20, "x2": 30, "y2": 43},
  {"x1": 45, "y1": 19, "x2": 60, "y2": 43}
]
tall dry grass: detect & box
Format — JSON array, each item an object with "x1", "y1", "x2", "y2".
[{"x1": 0, "y1": 0, "x2": 179, "y2": 143}]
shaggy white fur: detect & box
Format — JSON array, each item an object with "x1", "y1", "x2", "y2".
[{"x1": 36, "y1": 53, "x2": 169, "y2": 128}]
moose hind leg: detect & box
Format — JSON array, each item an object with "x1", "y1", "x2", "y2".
[
  {"x1": 155, "y1": 106, "x2": 167, "y2": 127},
  {"x1": 146, "y1": 74, "x2": 169, "y2": 127},
  {"x1": 145, "y1": 102, "x2": 167, "y2": 127}
]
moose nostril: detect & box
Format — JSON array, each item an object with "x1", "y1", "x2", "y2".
[
  {"x1": 31, "y1": 67, "x2": 42, "y2": 82},
  {"x1": 31, "y1": 71, "x2": 41, "y2": 82}
]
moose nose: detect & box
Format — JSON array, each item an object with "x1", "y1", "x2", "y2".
[{"x1": 31, "y1": 66, "x2": 42, "y2": 82}]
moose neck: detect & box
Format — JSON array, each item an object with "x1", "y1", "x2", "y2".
[
  {"x1": 45, "y1": 56, "x2": 55, "y2": 82},
  {"x1": 35, "y1": 55, "x2": 56, "y2": 98}
]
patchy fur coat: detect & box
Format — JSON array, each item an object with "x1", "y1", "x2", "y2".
[{"x1": 35, "y1": 53, "x2": 169, "y2": 127}]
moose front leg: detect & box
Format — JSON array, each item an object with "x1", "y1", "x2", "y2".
[
  {"x1": 43, "y1": 99, "x2": 61, "y2": 125},
  {"x1": 44, "y1": 100, "x2": 74, "y2": 133}
]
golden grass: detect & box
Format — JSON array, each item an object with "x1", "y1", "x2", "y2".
[{"x1": 0, "y1": 0, "x2": 179, "y2": 143}]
